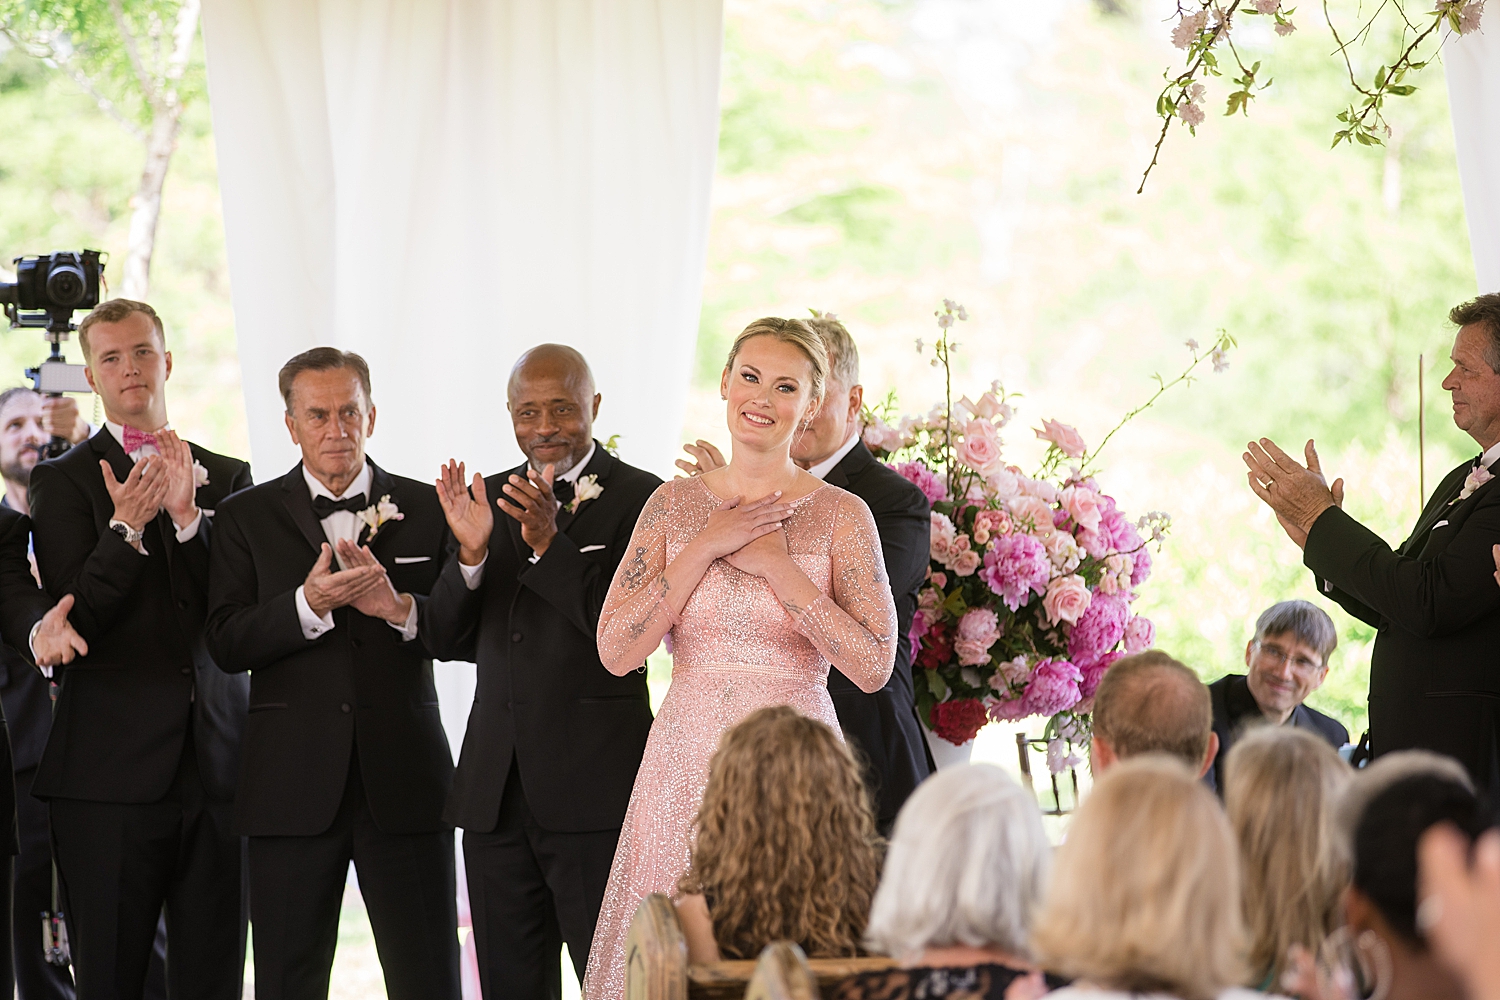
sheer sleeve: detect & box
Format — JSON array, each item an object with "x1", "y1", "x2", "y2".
[
  {"x1": 790, "y1": 491, "x2": 898, "y2": 693},
  {"x1": 597, "y1": 482, "x2": 679, "y2": 675}
]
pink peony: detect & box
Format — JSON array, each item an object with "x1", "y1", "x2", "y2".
[
  {"x1": 1067, "y1": 593, "x2": 1130, "y2": 668},
  {"x1": 1007, "y1": 495, "x2": 1056, "y2": 537},
  {"x1": 1043, "y1": 574, "x2": 1093, "y2": 626},
  {"x1": 957, "y1": 419, "x2": 1005, "y2": 475},
  {"x1": 1020, "y1": 658, "x2": 1083, "y2": 717},
  {"x1": 1124, "y1": 615, "x2": 1156, "y2": 653},
  {"x1": 1131, "y1": 544, "x2": 1152, "y2": 587},
  {"x1": 957, "y1": 607, "x2": 1001, "y2": 643},
  {"x1": 955, "y1": 639, "x2": 993, "y2": 666},
  {"x1": 1078, "y1": 651, "x2": 1124, "y2": 703},
  {"x1": 1042, "y1": 531, "x2": 1083, "y2": 573},
  {"x1": 986, "y1": 466, "x2": 1022, "y2": 500},
  {"x1": 1060, "y1": 486, "x2": 1102, "y2": 534},
  {"x1": 1035, "y1": 418, "x2": 1087, "y2": 459},
  {"x1": 987, "y1": 695, "x2": 1030, "y2": 723},
  {"x1": 894, "y1": 461, "x2": 949, "y2": 505},
  {"x1": 980, "y1": 534, "x2": 1052, "y2": 611},
  {"x1": 951, "y1": 549, "x2": 981, "y2": 577}
]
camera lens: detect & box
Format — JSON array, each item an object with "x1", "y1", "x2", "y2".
[{"x1": 45, "y1": 261, "x2": 87, "y2": 306}]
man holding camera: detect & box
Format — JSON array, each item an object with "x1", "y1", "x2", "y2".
[{"x1": 29, "y1": 299, "x2": 252, "y2": 1000}]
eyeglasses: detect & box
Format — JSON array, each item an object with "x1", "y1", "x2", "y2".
[{"x1": 1254, "y1": 642, "x2": 1324, "y2": 674}]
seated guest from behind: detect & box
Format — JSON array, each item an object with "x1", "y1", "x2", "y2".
[
  {"x1": 1223, "y1": 727, "x2": 1351, "y2": 990},
  {"x1": 833, "y1": 764, "x2": 1053, "y2": 1000},
  {"x1": 675, "y1": 706, "x2": 882, "y2": 963},
  {"x1": 1032, "y1": 756, "x2": 1257, "y2": 1000},
  {"x1": 1284, "y1": 751, "x2": 1490, "y2": 1000},
  {"x1": 1208, "y1": 600, "x2": 1349, "y2": 792},
  {"x1": 1090, "y1": 651, "x2": 1218, "y2": 779}
]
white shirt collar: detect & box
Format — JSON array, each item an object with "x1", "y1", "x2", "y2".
[
  {"x1": 105, "y1": 420, "x2": 169, "y2": 452},
  {"x1": 538, "y1": 441, "x2": 597, "y2": 484},
  {"x1": 303, "y1": 462, "x2": 371, "y2": 502},
  {"x1": 807, "y1": 431, "x2": 861, "y2": 481},
  {"x1": 1482, "y1": 441, "x2": 1500, "y2": 470}
]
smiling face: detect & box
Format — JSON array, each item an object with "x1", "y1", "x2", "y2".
[
  {"x1": 83, "y1": 311, "x2": 171, "y2": 430},
  {"x1": 1244, "y1": 632, "x2": 1328, "y2": 718},
  {"x1": 721, "y1": 334, "x2": 821, "y2": 454},
  {"x1": 284, "y1": 367, "x2": 376, "y2": 494},
  {"x1": 508, "y1": 348, "x2": 600, "y2": 474},
  {"x1": 1442, "y1": 323, "x2": 1500, "y2": 450}
]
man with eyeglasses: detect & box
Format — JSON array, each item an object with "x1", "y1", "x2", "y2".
[{"x1": 1206, "y1": 600, "x2": 1349, "y2": 792}]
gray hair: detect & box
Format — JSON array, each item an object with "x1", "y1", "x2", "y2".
[
  {"x1": 864, "y1": 764, "x2": 1050, "y2": 961},
  {"x1": 806, "y1": 315, "x2": 860, "y2": 388},
  {"x1": 1254, "y1": 600, "x2": 1338, "y2": 666},
  {"x1": 1450, "y1": 292, "x2": 1500, "y2": 372}
]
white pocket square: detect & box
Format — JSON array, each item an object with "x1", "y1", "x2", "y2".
[
  {"x1": 1432, "y1": 520, "x2": 1450, "y2": 530},
  {"x1": 579, "y1": 545, "x2": 606, "y2": 553},
  {"x1": 392, "y1": 556, "x2": 431, "y2": 564}
]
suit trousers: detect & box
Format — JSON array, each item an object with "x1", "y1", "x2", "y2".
[
  {"x1": 14, "y1": 766, "x2": 73, "y2": 1000},
  {"x1": 464, "y1": 756, "x2": 620, "y2": 1000},
  {"x1": 49, "y1": 728, "x2": 245, "y2": 1000},
  {"x1": 247, "y1": 755, "x2": 460, "y2": 1000}
]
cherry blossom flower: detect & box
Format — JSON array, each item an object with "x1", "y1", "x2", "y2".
[
  {"x1": 1274, "y1": 17, "x2": 1297, "y2": 34},
  {"x1": 1172, "y1": 9, "x2": 1207, "y2": 47}
]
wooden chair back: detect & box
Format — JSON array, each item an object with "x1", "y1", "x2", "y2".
[
  {"x1": 744, "y1": 942, "x2": 819, "y2": 1000},
  {"x1": 625, "y1": 893, "x2": 688, "y2": 1000},
  {"x1": 1015, "y1": 732, "x2": 1081, "y2": 815}
]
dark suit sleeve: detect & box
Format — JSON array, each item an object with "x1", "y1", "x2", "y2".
[
  {"x1": 418, "y1": 543, "x2": 483, "y2": 662},
  {"x1": 518, "y1": 483, "x2": 658, "y2": 638},
  {"x1": 30, "y1": 460, "x2": 153, "y2": 646},
  {"x1": 866, "y1": 481, "x2": 930, "y2": 620},
  {"x1": 0, "y1": 511, "x2": 51, "y2": 662},
  {"x1": 1311, "y1": 574, "x2": 1382, "y2": 628},
  {"x1": 204, "y1": 502, "x2": 317, "y2": 673},
  {"x1": 1303, "y1": 497, "x2": 1500, "y2": 639},
  {"x1": 174, "y1": 458, "x2": 255, "y2": 591}
]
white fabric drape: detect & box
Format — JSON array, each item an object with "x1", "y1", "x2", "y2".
[
  {"x1": 200, "y1": 0, "x2": 724, "y2": 482},
  {"x1": 1447, "y1": 22, "x2": 1500, "y2": 293}
]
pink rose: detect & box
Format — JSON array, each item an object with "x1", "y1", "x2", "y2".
[
  {"x1": 957, "y1": 419, "x2": 1004, "y2": 475},
  {"x1": 1042, "y1": 531, "x2": 1083, "y2": 572},
  {"x1": 1060, "y1": 486, "x2": 1102, "y2": 534},
  {"x1": 1042, "y1": 574, "x2": 1093, "y2": 626},
  {"x1": 929, "y1": 570, "x2": 949, "y2": 590},
  {"x1": 955, "y1": 639, "x2": 993, "y2": 666},
  {"x1": 930, "y1": 512, "x2": 958, "y2": 563},
  {"x1": 1035, "y1": 418, "x2": 1087, "y2": 459},
  {"x1": 1007, "y1": 495, "x2": 1055, "y2": 537},
  {"x1": 1124, "y1": 615, "x2": 1155, "y2": 653},
  {"x1": 957, "y1": 607, "x2": 1001, "y2": 644},
  {"x1": 951, "y1": 549, "x2": 981, "y2": 576},
  {"x1": 986, "y1": 466, "x2": 1021, "y2": 500}
]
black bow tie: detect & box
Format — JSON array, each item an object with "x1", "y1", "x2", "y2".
[
  {"x1": 552, "y1": 478, "x2": 575, "y2": 506},
  {"x1": 311, "y1": 493, "x2": 368, "y2": 519}
]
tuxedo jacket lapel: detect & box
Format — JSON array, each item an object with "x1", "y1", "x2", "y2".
[
  {"x1": 363, "y1": 461, "x2": 405, "y2": 551},
  {"x1": 279, "y1": 464, "x2": 330, "y2": 556},
  {"x1": 554, "y1": 444, "x2": 616, "y2": 534},
  {"x1": 1402, "y1": 461, "x2": 1475, "y2": 554}
]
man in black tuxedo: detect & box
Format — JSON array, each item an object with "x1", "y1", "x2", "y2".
[
  {"x1": 678, "y1": 316, "x2": 931, "y2": 833},
  {"x1": 1206, "y1": 600, "x2": 1349, "y2": 793},
  {"x1": 0, "y1": 385, "x2": 96, "y2": 1000},
  {"x1": 204, "y1": 348, "x2": 459, "y2": 1000},
  {"x1": 422, "y1": 344, "x2": 659, "y2": 999},
  {"x1": 28, "y1": 299, "x2": 253, "y2": 1000},
  {"x1": 1246, "y1": 293, "x2": 1500, "y2": 796}
]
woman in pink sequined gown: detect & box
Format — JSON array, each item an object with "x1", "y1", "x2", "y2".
[{"x1": 582, "y1": 319, "x2": 898, "y2": 999}]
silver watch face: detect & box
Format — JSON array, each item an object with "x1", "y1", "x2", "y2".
[{"x1": 111, "y1": 522, "x2": 136, "y2": 542}]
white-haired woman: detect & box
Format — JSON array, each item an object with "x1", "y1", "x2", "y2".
[{"x1": 832, "y1": 764, "x2": 1054, "y2": 1000}]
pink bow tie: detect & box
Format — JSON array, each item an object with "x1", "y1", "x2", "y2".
[{"x1": 121, "y1": 427, "x2": 159, "y2": 454}]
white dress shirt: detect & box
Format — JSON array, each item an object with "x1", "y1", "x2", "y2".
[
  {"x1": 104, "y1": 421, "x2": 202, "y2": 546},
  {"x1": 1482, "y1": 440, "x2": 1500, "y2": 470},
  {"x1": 806, "y1": 431, "x2": 861, "y2": 481},
  {"x1": 293, "y1": 463, "x2": 419, "y2": 642}
]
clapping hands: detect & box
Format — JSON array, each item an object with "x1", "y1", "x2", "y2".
[
  {"x1": 436, "y1": 460, "x2": 493, "y2": 565},
  {"x1": 1244, "y1": 438, "x2": 1344, "y2": 550},
  {"x1": 32, "y1": 593, "x2": 88, "y2": 676}
]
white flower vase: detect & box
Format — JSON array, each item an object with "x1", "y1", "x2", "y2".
[{"x1": 922, "y1": 724, "x2": 975, "y2": 770}]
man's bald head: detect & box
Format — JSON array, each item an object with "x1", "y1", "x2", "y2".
[
  {"x1": 507, "y1": 343, "x2": 602, "y2": 474},
  {"x1": 1091, "y1": 651, "x2": 1216, "y2": 776}
]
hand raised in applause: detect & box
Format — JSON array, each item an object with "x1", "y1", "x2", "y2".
[
  {"x1": 302, "y1": 542, "x2": 388, "y2": 618},
  {"x1": 101, "y1": 455, "x2": 169, "y2": 533},
  {"x1": 674, "y1": 440, "x2": 725, "y2": 479},
  {"x1": 1244, "y1": 438, "x2": 1343, "y2": 549},
  {"x1": 693, "y1": 493, "x2": 792, "y2": 562},
  {"x1": 436, "y1": 460, "x2": 492, "y2": 566},
  {"x1": 497, "y1": 465, "x2": 560, "y2": 558},
  {"x1": 155, "y1": 430, "x2": 201, "y2": 529},
  {"x1": 32, "y1": 593, "x2": 88, "y2": 676},
  {"x1": 335, "y1": 540, "x2": 414, "y2": 626}
]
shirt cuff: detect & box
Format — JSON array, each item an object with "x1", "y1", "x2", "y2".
[
  {"x1": 459, "y1": 555, "x2": 487, "y2": 590},
  {"x1": 28, "y1": 621, "x2": 51, "y2": 679},
  {"x1": 388, "y1": 595, "x2": 419, "y2": 642},
  {"x1": 173, "y1": 508, "x2": 203, "y2": 542},
  {"x1": 295, "y1": 585, "x2": 335, "y2": 640}
]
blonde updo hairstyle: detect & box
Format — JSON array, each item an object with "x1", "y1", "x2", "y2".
[{"x1": 723, "y1": 317, "x2": 828, "y2": 422}]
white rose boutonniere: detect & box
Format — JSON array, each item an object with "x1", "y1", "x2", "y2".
[
  {"x1": 1454, "y1": 465, "x2": 1494, "y2": 504},
  {"x1": 358, "y1": 495, "x2": 405, "y2": 540},
  {"x1": 192, "y1": 460, "x2": 210, "y2": 489},
  {"x1": 568, "y1": 474, "x2": 603, "y2": 513}
]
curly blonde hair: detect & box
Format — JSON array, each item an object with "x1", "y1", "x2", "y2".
[{"x1": 678, "y1": 706, "x2": 882, "y2": 960}]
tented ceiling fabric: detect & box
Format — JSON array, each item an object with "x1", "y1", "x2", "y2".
[
  {"x1": 1448, "y1": 23, "x2": 1500, "y2": 294},
  {"x1": 201, "y1": 0, "x2": 724, "y2": 483}
]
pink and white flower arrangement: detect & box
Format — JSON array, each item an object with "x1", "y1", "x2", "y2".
[{"x1": 865, "y1": 301, "x2": 1231, "y2": 767}]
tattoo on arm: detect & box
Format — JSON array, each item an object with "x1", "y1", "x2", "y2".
[
  {"x1": 782, "y1": 600, "x2": 804, "y2": 617},
  {"x1": 621, "y1": 548, "x2": 648, "y2": 591}
]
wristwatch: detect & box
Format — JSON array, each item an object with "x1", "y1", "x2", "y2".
[{"x1": 108, "y1": 520, "x2": 144, "y2": 546}]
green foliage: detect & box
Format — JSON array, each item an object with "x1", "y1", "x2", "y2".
[{"x1": 779, "y1": 184, "x2": 901, "y2": 245}]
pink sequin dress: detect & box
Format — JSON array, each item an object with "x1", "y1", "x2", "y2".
[{"x1": 581, "y1": 477, "x2": 898, "y2": 999}]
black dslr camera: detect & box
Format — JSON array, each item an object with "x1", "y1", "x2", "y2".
[{"x1": 0, "y1": 250, "x2": 105, "y2": 456}]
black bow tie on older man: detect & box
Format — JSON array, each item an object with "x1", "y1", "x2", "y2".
[
  {"x1": 551, "y1": 478, "x2": 575, "y2": 507},
  {"x1": 311, "y1": 494, "x2": 369, "y2": 519}
]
